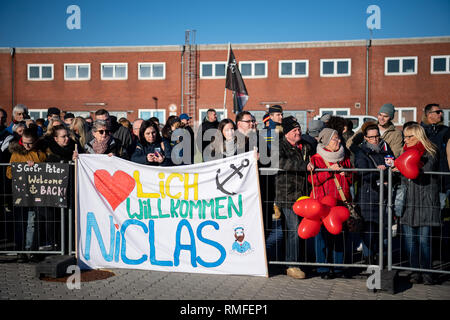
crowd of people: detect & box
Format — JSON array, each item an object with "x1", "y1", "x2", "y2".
[{"x1": 0, "y1": 102, "x2": 449, "y2": 285}]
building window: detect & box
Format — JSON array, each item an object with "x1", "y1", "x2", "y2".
[
  {"x1": 431, "y1": 55, "x2": 450, "y2": 74},
  {"x1": 279, "y1": 60, "x2": 309, "y2": 78},
  {"x1": 28, "y1": 64, "x2": 54, "y2": 81},
  {"x1": 385, "y1": 57, "x2": 417, "y2": 75},
  {"x1": 64, "y1": 63, "x2": 91, "y2": 80},
  {"x1": 138, "y1": 109, "x2": 166, "y2": 122},
  {"x1": 138, "y1": 63, "x2": 166, "y2": 80},
  {"x1": 239, "y1": 61, "x2": 267, "y2": 78},
  {"x1": 317, "y1": 108, "x2": 350, "y2": 118},
  {"x1": 101, "y1": 63, "x2": 128, "y2": 80},
  {"x1": 200, "y1": 62, "x2": 227, "y2": 79},
  {"x1": 28, "y1": 109, "x2": 48, "y2": 120},
  {"x1": 198, "y1": 109, "x2": 227, "y2": 125},
  {"x1": 392, "y1": 107, "x2": 416, "y2": 126},
  {"x1": 320, "y1": 59, "x2": 351, "y2": 77}
]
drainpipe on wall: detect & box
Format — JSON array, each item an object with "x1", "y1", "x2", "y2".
[
  {"x1": 365, "y1": 39, "x2": 371, "y2": 116},
  {"x1": 10, "y1": 47, "x2": 15, "y2": 109},
  {"x1": 180, "y1": 45, "x2": 185, "y2": 114}
]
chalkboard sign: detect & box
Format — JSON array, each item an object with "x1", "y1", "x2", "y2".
[{"x1": 11, "y1": 162, "x2": 70, "y2": 208}]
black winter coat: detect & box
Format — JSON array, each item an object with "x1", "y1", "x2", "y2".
[
  {"x1": 400, "y1": 150, "x2": 441, "y2": 227},
  {"x1": 274, "y1": 137, "x2": 313, "y2": 208},
  {"x1": 354, "y1": 140, "x2": 394, "y2": 222}
]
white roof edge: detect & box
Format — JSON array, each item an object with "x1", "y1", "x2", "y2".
[{"x1": 0, "y1": 36, "x2": 449, "y2": 53}]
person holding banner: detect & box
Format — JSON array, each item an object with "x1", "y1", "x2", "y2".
[
  {"x1": 131, "y1": 120, "x2": 170, "y2": 166},
  {"x1": 84, "y1": 120, "x2": 126, "y2": 158},
  {"x1": 46, "y1": 125, "x2": 82, "y2": 162},
  {"x1": 276, "y1": 116, "x2": 314, "y2": 279},
  {"x1": 6, "y1": 127, "x2": 47, "y2": 262}
]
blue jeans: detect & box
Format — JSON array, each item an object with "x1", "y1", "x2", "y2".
[
  {"x1": 402, "y1": 225, "x2": 432, "y2": 270},
  {"x1": 315, "y1": 226, "x2": 344, "y2": 274},
  {"x1": 282, "y1": 208, "x2": 301, "y2": 268}
]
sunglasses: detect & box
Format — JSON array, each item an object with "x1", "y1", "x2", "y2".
[
  {"x1": 97, "y1": 129, "x2": 111, "y2": 135},
  {"x1": 430, "y1": 110, "x2": 443, "y2": 114},
  {"x1": 241, "y1": 120, "x2": 256, "y2": 123}
]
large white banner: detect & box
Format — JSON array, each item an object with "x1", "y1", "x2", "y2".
[{"x1": 77, "y1": 151, "x2": 268, "y2": 277}]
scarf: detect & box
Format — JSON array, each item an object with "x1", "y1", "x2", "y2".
[
  {"x1": 92, "y1": 136, "x2": 110, "y2": 154},
  {"x1": 403, "y1": 141, "x2": 425, "y2": 156},
  {"x1": 317, "y1": 143, "x2": 345, "y2": 163},
  {"x1": 363, "y1": 139, "x2": 387, "y2": 154}
]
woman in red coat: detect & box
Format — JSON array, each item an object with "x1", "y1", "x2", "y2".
[{"x1": 308, "y1": 128, "x2": 353, "y2": 279}]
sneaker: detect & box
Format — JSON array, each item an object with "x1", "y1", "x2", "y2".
[
  {"x1": 356, "y1": 242, "x2": 363, "y2": 252},
  {"x1": 409, "y1": 272, "x2": 423, "y2": 284},
  {"x1": 17, "y1": 254, "x2": 28, "y2": 263},
  {"x1": 320, "y1": 272, "x2": 335, "y2": 280},
  {"x1": 286, "y1": 267, "x2": 306, "y2": 279},
  {"x1": 422, "y1": 273, "x2": 434, "y2": 285}
]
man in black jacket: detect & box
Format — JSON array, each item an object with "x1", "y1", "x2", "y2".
[
  {"x1": 197, "y1": 108, "x2": 219, "y2": 159},
  {"x1": 420, "y1": 103, "x2": 450, "y2": 208},
  {"x1": 276, "y1": 116, "x2": 314, "y2": 279}
]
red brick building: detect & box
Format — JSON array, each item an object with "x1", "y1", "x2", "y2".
[{"x1": 1, "y1": 36, "x2": 449, "y2": 129}]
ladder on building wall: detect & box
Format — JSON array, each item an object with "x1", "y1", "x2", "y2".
[{"x1": 184, "y1": 30, "x2": 197, "y2": 125}]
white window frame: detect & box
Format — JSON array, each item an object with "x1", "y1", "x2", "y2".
[
  {"x1": 320, "y1": 59, "x2": 351, "y2": 77},
  {"x1": 318, "y1": 108, "x2": 351, "y2": 117},
  {"x1": 27, "y1": 64, "x2": 54, "y2": 81},
  {"x1": 138, "y1": 62, "x2": 166, "y2": 80},
  {"x1": 100, "y1": 63, "x2": 128, "y2": 80},
  {"x1": 392, "y1": 107, "x2": 417, "y2": 126},
  {"x1": 198, "y1": 108, "x2": 228, "y2": 125},
  {"x1": 64, "y1": 63, "x2": 91, "y2": 81},
  {"x1": 239, "y1": 61, "x2": 268, "y2": 79},
  {"x1": 384, "y1": 56, "x2": 418, "y2": 76},
  {"x1": 28, "y1": 109, "x2": 48, "y2": 120},
  {"x1": 431, "y1": 55, "x2": 450, "y2": 74},
  {"x1": 138, "y1": 109, "x2": 166, "y2": 122},
  {"x1": 278, "y1": 60, "x2": 309, "y2": 78},
  {"x1": 200, "y1": 61, "x2": 227, "y2": 79}
]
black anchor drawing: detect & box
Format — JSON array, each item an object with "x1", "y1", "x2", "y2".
[{"x1": 215, "y1": 159, "x2": 250, "y2": 195}]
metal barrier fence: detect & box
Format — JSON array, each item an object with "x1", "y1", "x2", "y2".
[{"x1": 1, "y1": 162, "x2": 449, "y2": 278}]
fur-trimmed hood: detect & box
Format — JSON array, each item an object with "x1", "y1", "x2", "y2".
[{"x1": 8, "y1": 137, "x2": 47, "y2": 155}]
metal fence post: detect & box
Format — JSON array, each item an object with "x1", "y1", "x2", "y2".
[
  {"x1": 60, "y1": 207, "x2": 65, "y2": 255},
  {"x1": 387, "y1": 168, "x2": 393, "y2": 271},
  {"x1": 379, "y1": 168, "x2": 384, "y2": 270}
]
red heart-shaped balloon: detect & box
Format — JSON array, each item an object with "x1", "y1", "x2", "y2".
[
  {"x1": 322, "y1": 211, "x2": 343, "y2": 235},
  {"x1": 321, "y1": 195, "x2": 337, "y2": 208},
  {"x1": 394, "y1": 148, "x2": 423, "y2": 179},
  {"x1": 94, "y1": 170, "x2": 136, "y2": 211},
  {"x1": 329, "y1": 206, "x2": 350, "y2": 222},
  {"x1": 298, "y1": 218, "x2": 322, "y2": 239},
  {"x1": 293, "y1": 199, "x2": 324, "y2": 220}
]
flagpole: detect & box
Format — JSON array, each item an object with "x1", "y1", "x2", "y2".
[{"x1": 223, "y1": 42, "x2": 231, "y2": 115}]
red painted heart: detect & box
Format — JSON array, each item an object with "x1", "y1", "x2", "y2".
[{"x1": 94, "y1": 170, "x2": 136, "y2": 211}]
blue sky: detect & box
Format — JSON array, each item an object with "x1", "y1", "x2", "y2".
[{"x1": 0, "y1": 0, "x2": 449, "y2": 47}]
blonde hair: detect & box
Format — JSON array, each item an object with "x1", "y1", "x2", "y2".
[
  {"x1": 404, "y1": 124, "x2": 437, "y2": 157},
  {"x1": 70, "y1": 116, "x2": 89, "y2": 147}
]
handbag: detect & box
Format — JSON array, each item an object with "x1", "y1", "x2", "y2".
[{"x1": 323, "y1": 159, "x2": 364, "y2": 233}]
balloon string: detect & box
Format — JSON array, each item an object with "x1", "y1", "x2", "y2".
[{"x1": 309, "y1": 156, "x2": 316, "y2": 199}]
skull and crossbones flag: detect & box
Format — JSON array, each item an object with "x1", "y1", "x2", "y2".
[{"x1": 225, "y1": 46, "x2": 249, "y2": 114}]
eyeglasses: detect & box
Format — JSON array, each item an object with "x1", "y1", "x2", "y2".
[
  {"x1": 404, "y1": 135, "x2": 415, "y2": 139},
  {"x1": 241, "y1": 120, "x2": 256, "y2": 123},
  {"x1": 97, "y1": 130, "x2": 111, "y2": 135},
  {"x1": 430, "y1": 110, "x2": 443, "y2": 114},
  {"x1": 366, "y1": 135, "x2": 380, "y2": 140}
]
